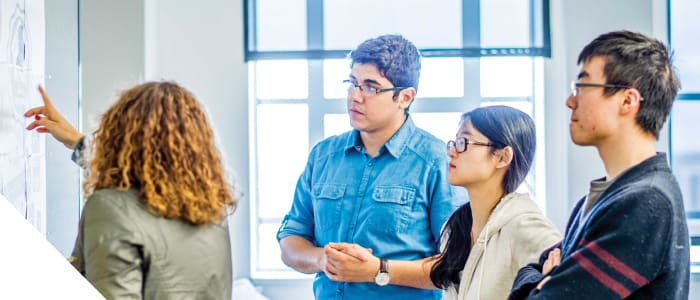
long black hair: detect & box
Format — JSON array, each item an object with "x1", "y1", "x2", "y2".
[{"x1": 430, "y1": 105, "x2": 536, "y2": 289}]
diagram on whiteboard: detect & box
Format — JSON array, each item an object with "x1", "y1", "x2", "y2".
[{"x1": 0, "y1": 0, "x2": 46, "y2": 234}]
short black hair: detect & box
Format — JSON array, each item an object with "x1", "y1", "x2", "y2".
[{"x1": 578, "y1": 30, "x2": 680, "y2": 139}]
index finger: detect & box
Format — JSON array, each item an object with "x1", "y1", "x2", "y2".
[{"x1": 38, "y1": 85, "x2": 55, "y2": 109}]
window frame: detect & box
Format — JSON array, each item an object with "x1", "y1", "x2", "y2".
[{"x1": 243, "y1": 0, "x2": 552, "y2": 61}]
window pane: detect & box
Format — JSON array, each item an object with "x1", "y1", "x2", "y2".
[
  {"x1": 255, "y1": 60, "x2": 308, "y2": 99},
  {"x1": 671, "y1": 101, "x2": 700, "y2": 213},
  {"x1": 324, "y1": 0, "x2": 462, "y2": 50},
  {"x1": 419, "y1": 58, "x2": 464, "y2": 98},
  {"x1": 324, "y1": 114, "x2": 351, "y2": 138},
  {"x1": 256, "y1": 104, "x2": 309, "y2": 219},
  {"x1": 671, "y1": 0, "x2": 700, "y2": 93},
  {"x1": 323, "y1": 59, "x2": 351, "y2": 99},
  {"x1": 412, "y1": 112, "x2": 463, "y2": 143},
  {"x1": 255, "y1": 0, "x2": 307, "y2": 51},
  {"x1": 257, "y1": 223, "x2": 291, "y2": 270},
  {"x1": 480, "y1": 57, "x2": 533, "y2": 97},
  {"x1": 480, "y1": 0, "x2": 531, "y2": 48}
]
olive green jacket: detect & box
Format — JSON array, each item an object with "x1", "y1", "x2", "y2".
[{"x1": 70, "y1": 188, "x2": 232, "y2": 299}]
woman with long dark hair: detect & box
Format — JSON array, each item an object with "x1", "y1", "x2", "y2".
[
  {"x1": 430, "y1": 105, "x2": 560, "y2": 299},
  {"x1": 316, "y1": 105, "x2": 560, "y2": 299}
]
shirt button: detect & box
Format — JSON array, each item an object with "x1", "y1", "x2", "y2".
[{"x1": 368, "y1": 162, "x2": 373, "y2": 167}]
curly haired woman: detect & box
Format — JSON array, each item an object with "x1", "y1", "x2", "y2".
[{"x1": 25, "y1": 82, "x2": 237, "y2": 299}]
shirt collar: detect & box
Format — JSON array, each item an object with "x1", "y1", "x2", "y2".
[{"x1": 343, "y1": 115, "x2": 416, "y2": 158}]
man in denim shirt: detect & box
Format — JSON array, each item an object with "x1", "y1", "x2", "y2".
[{"x1": 277, "y1": 35, "x2": 466, "y2": 299}]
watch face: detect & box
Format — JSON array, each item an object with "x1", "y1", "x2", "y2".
[{"x1": 375, "y1": 272, "x2": 390, "y2": 286}]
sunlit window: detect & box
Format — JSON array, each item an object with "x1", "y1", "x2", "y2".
[
  {"x1": 480, "y1": 57, "x2": 533, "y2": 98},
  {"x1": 255, "y1": 60, "x2": 308, "y2": 99}
]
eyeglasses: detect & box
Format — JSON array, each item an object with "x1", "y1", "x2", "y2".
[
  {"x1": 446, "y1": 137, "x2": 494, "y2": 153},
  {"x1": 343, "y1": 80, "x2": 407, "y2": 97},
  {"x1": 570, "y1": 81, "x2": 643, "y2": 101}
]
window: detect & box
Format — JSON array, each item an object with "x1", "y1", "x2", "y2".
[
  {"x1": 245, "y1": 0, "x2": 551, "y2": 60},
  {"x1": 247, "y1": 0, "x2": 550, "y2": 278},
  {"x1": 669, "y1": 0, "x2": 700, "y2": 273}
]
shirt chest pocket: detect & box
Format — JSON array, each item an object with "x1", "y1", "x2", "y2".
[
  {"x1": 367, "y1": 185, "x2": 415, "y2": 233},
  {"x1": 372, "y1": 186, "x2": 415, "y2": 204},
  {"x1": 312, "y1": 183, "x2": 346, "y2": 235}
]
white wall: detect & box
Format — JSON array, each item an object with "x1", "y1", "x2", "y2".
[{"x1": 80, "y1": 0, "x2": 145, "y2": 134}]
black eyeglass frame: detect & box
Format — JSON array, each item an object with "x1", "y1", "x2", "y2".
[
  {"x1": 570, "y1": 81, "x2": 644, "y2": 101},
  {"x1": 446, "y1": 137, "x2": 495, "y2": 153},
  {"x1": 343, "y1": 79, "x2": 408, "y2": 97}
]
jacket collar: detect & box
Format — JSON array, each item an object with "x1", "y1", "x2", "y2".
[{"x1": 561, "y1": 152, "x2": 670, "y2": 257}]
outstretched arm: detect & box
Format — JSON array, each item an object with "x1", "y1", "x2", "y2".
[{"x1": 24, "y1": 85, "x2": 84, "y2": 149}]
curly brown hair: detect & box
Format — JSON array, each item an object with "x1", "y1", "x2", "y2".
[{"x1": 84, "y1": 81, "x2": 237, "y2": 225}]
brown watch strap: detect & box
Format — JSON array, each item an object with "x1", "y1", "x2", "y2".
[{"x1": 379, "y1": 258, "x2": 388, "y2": 273}]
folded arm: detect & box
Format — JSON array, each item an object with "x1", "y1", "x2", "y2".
[{"x1": 510, "y1": 190, "x2": 673, "y2": 299}]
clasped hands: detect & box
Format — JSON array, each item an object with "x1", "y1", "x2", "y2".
[{"x1": 320, "y1": 242, "x2": 380, "y2": 283}]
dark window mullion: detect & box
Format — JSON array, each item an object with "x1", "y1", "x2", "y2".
[
  {"x1": 244, "y1": 0, "x2": 257, "y2": 61},
  {"x1": 307, "y1": 0, "x2": 325, "y2": 148},
  {"x1": 246, "y1": 0, "x2": 552, "y2": 61},
  {"x1": 678, "y1": 94, "x2": 700, "y2": 100},
  {"x1": 463, "y1": 0, "x2": 481, "y2": 106}
]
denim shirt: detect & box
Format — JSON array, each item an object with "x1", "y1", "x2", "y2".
[{"x1": 278, "y1": 116, "x2": 467, "y2": 300}]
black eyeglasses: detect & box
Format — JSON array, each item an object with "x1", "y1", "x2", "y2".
[
  {"x1": 570, "y1": 81, "x2": 644, "y2": 101},
  {"x1": 343, "y1": 80, "x2": 407, "y2": 97},
  {"x1": 446, "y1": 137, "x2": 494, "y2": 153}
]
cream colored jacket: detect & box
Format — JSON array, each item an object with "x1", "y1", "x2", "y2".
[{"x1": 443, "y1": 192, "x2": 561, "y2": 300}]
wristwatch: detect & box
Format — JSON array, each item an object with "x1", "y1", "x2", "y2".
[{"x1": 374, "y1": 258, "x2": 390, "y2": 286}]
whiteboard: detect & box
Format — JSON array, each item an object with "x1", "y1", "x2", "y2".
[{"x1": 0, "y1": 0, "x2": 46, "y2": 234}]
